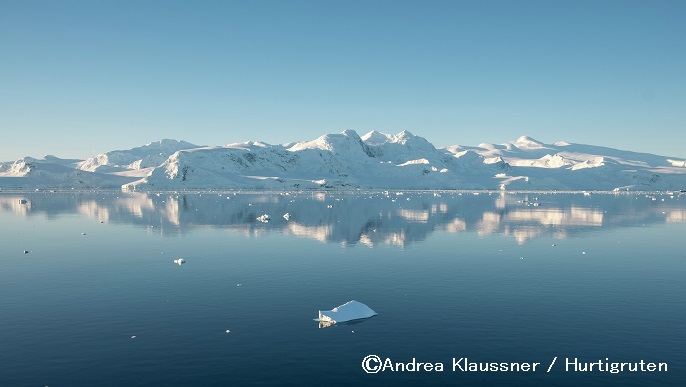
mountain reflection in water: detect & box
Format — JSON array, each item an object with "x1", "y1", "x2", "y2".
[{"x1": 1, "y1": 191, "x2": 685, "y2": 245}]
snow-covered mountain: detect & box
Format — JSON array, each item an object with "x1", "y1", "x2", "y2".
[
  {"x1": 0, "y1": 157, "x2": 137, "y2": 189},
  {"x1": 1, "y1": 131, "x2": 685, "y2": 191},
  {"x1": 77, "y1": 139, "x2": 199, "y2": 172},
  {"x1": 129, "y1": 130, "x2": 508, "y2": 190}
]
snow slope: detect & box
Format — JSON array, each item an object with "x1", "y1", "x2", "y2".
[
  {"x1": 1, "y1": 132, "x2": 685, "y2": 190},
  {"x1": 0, "y1": 157, "x2": 135, "y2": 189},
  {"x1": 443, "y1": 135, "x2": 686, "y2": 190},
  {"x1": 77, "y1": 139, "x2": 198, "y2": 172}
]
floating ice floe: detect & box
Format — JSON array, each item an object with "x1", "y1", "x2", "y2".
[
  {"x1": 256, "y1": 214, "x2": 270, "y2": 223},
  {"x1": 173, "y1": 258, "x2": 186, "y2": 265},
  {"x1": 316, "y1": 300, "x2": 377, "y2": 328}
]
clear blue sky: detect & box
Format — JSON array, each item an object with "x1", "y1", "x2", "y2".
[{"x1": 1, "y1": 0, "x2": 684, "y2": 160}]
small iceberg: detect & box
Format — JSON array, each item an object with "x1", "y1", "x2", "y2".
[{"x1": 315, "y1": 300, "x2": 377, "y2": 327}]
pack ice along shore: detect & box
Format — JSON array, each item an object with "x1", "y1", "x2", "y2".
[{"x1": 1, "y1": 131, "x2": 685, "y2": 191}]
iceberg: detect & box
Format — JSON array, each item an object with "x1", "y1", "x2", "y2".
[{"x1": 316, "y1": 300, "x2": 377, "y2": 327}]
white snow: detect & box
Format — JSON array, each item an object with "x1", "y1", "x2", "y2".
[
  {"x1": 397, "y1": 158, "x2": 430, "y2": 166},
  {"x1": 514, "y1": 136, "x2": 546, "y2": 149},
  {"x1": 571, "y1": 157, "x2": 606, "y2": 170},
  {"x1": 2, "y1": 131, "x2": 686, "y2": 191},
  {"x1": 483, "y1": 156, "x2": 505, "y2": 165},
  {"x1": 77, "y1": 139, "x2": 198, "y2": 172},
  {"x1": 509, "y1": 154, "x2": 570, "y2": 168},
  {"x1": 361, "y1": 130, "x2": 393, "y2": 146}
]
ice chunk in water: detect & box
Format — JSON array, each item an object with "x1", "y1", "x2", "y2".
[{"x1": 316, "y1": 300, "x2": 377, "y2": 325}]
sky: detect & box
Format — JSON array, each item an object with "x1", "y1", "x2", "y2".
[{"x1": 1, "y1": 0, "x2": 685, "y2": 161}]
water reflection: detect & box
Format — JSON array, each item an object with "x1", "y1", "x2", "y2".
[
  {"x1": 318, "y1": 317, "x2": 375, "y2": 329},
  {"x1": 2, "y1": 191, "x2": 685, "y2": 245}
]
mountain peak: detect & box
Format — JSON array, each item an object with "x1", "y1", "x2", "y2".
[
  {"x1": 395, "y1": 130, "x2": 415, "y2": 139},
  {"x1": 516, "y1": 135, "x2": 541, "y2": 143},
  {"x1": 76, "y1": 139, "x2": 200, "y2": 172},
  {"x1": 361, "y1": 130, "x2": 393, "y2": 145},
  {"x1": 341, "y1": 129, "x2": 362, "y2": 140},
  {"x1": 145, "y1": 139, "x2": 197, "y2": 148},
  {"x1": 514, "y1": 135, "x2": 544, "y2": 148},
  {"x1": 288, "y1": 130, "x2": 368, "y2": 154}
]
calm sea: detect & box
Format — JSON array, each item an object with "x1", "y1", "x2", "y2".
[{"x1": 1, "y1": 191, "x2": 684, "y2": 386}]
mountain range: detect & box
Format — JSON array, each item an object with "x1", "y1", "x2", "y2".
[{"x1": 1, "y1": 131, "x2": 685, "y2": 191}]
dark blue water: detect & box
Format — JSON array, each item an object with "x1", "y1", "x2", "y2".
[{"x1": 1, "y1": 191, "x2": 684, "y2": 386}]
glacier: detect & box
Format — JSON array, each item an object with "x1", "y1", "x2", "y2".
[{"x1": 1, "y1": 132, "x2": 685, "y2": 191}]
